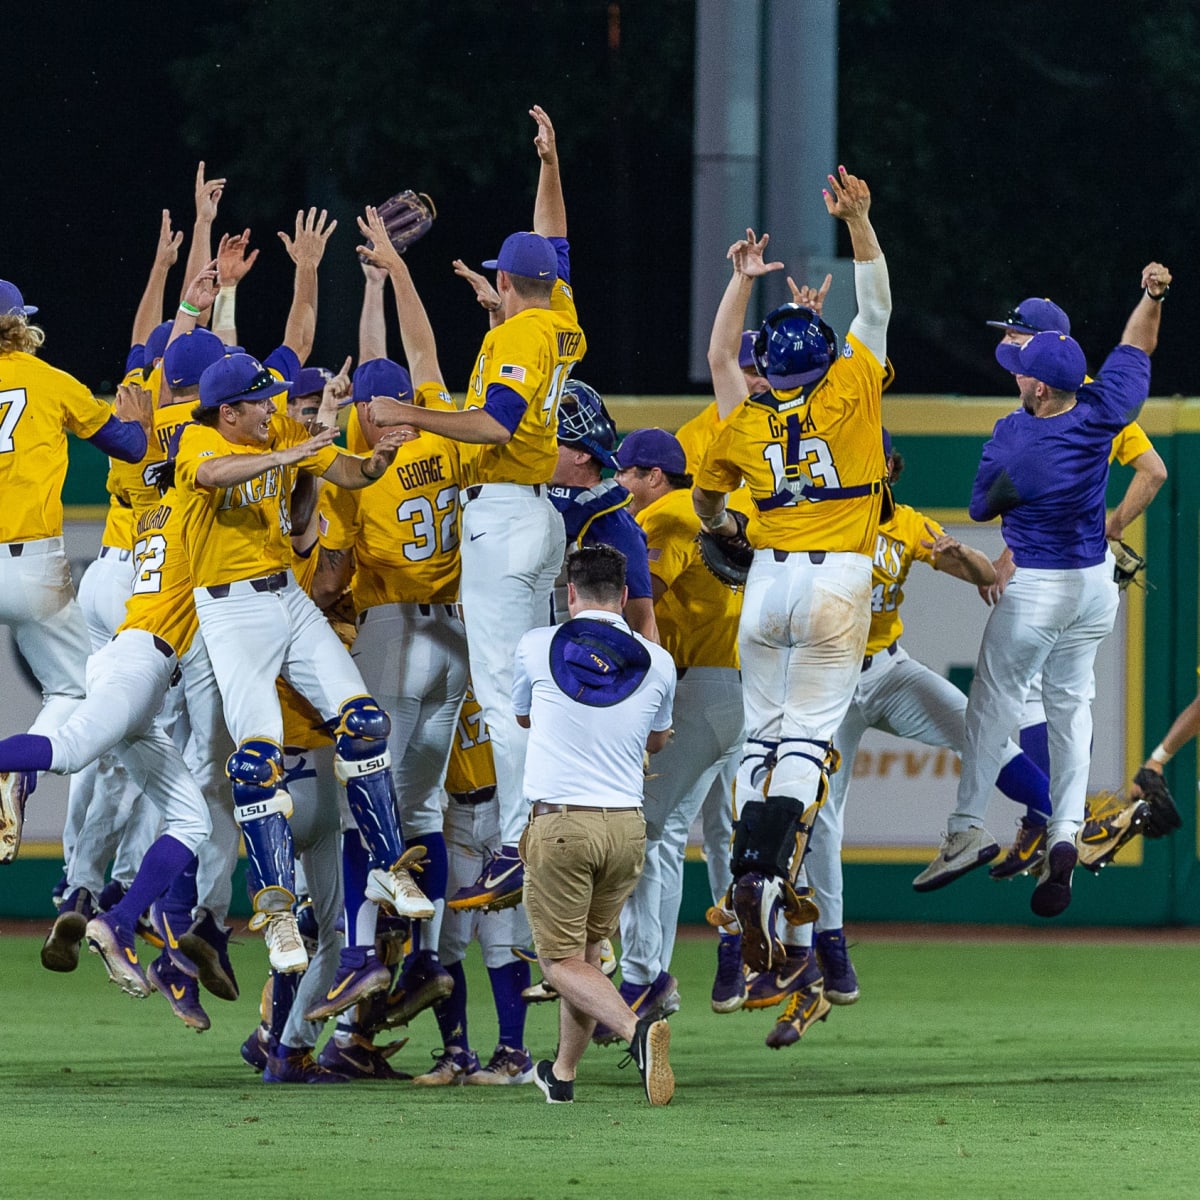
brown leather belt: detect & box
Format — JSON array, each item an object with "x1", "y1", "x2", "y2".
[{"x1": 530, "y1": 802, "x2": 642, "y2": 818}]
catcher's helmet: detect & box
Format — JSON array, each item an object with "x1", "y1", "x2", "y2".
[
  {"x1": 557, "y1": 380, "x2": 619, "y2": 469},
  {"x1": 753, "y1": 303, "x2": 838, "y2": 391}
]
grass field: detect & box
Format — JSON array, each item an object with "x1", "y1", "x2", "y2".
[{"x1": 2, "y1": 923, "x2": 1198, "y2": 1200}]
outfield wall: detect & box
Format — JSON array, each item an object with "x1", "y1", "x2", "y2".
[{"x1": 4, "y1": 395, "x2": 1197, "y2": 927}]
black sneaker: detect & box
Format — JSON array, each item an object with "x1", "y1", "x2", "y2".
[
  {"x1": 533, "y1": 1059, "x2": 574, "y2": 1104},
  {"x1": 626, "y1": 1015, "x2": 674, "y2": 1106}
]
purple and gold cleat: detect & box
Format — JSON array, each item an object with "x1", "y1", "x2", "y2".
[
  {"x1": 304, "y1": 946, "x2": 391, "y2": 1022},
  {"x1": 318, "y1": 1032, "x2": 411, "y2": 1081},
  {"x1": 177, "y1": 907, "x2": 240, "y2": 1002},
  {"x1": 241, "y1": 1025, "x2": 271, "y2": 1071},
  {"x1": 593, "y1": 972, "x2": 680, "y2": 1046},
  {"x1": 711, "y1": 933, "x2": 748, "y2": 1013},
  {"x1": 263, "y1": 1044, "x2": 350, "y2": 1084},
  {"x1": 412, "y1": 1045, "x2": 480, "y2": 1086},
  {"x1": 85, "y1": 912, "x2": 152, "y2": 998},
  {"x1": 465, "y1": 1044, "x2": 534, "y2": 1085},
  {"x1": 764, "y1": 952, "x2": 830, "y2": 1048},
  {"x1": 814, "y1": 928, "x2": 859, "y2": 1005},
  {"x1": 447, "y1": 845, "x2": 524, "y2": 912},
  {"x1": 378, "y1": 949, "x2": 454, "y2": 1030},
  {"x1": 744, "y1": 946, "x2": 813, "y2": 1011},
  {"x1": 989, "y1": 817, "x2": 1048, "y2": 880},
  {"x1": 148, "y1": 952, "x2": 211, "y2": 1032},
  {"x1": 0, "y1": 770, "x2": 35, "y2": 864}
]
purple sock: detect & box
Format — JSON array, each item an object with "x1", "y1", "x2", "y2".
[
  {"x1": 109, "y1": 835, "x2": 195, "y2": 927},
  {"x1": 488, "y1": 959, "x2": 530, "y2": 1050},
  {"x1": 270, "y1": 973, "x2": 300, "y2": 1042},
  {"x1": 0, "y1": 734, "x2": 52, "y2": 773},
  {"x1": 434, "y1": 958, "x2": 470, "y2": 1049},
  {"x1": 996, "y1": 752, "x2": 1052, "y2": 823},
  {"x1": 1019, "y1": 721, "x2": 1050, "y2": 777}
]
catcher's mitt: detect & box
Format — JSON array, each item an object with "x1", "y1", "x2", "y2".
[
  {"x1": 1108, "y1": 538, "x2": 1146, "y2": 592},
  {"x1": 696, "y1": 509, "x2": 753, "y2": 589},
  {"x1": 1134, "y1": 766, "x2": 1182, "y2": 838},
  {"x1": 373, "y1": 190, "x2": 436, "y2": 254}
]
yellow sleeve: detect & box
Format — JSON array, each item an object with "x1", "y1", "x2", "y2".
[
  {"x1": 174, "y1": 424, "x2": 223, "y2": 491},
  {"x1": 694, "y1": 414, "x2": 744, "y2": 495},
  {"x1": 317, "y1": 483, "x2": 361, "y2": 553},
  {"x1": 641, "y1": 504, "x2": 694, "y2": 591},
  {"x1": 54, "y1": 366, "x2": 112, "y2": 440},
  {"x1": 474, "y1": 317, "x2": 550, "y2": 411},
  {"x1": 1110, "y1": 422, "x2": 1153, "y2": 466}
]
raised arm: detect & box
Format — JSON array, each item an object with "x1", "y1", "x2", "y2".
[
  {"x1": 166, "y1": 262, "x2": 219, "y2": 349},
  {"x1": 212, "y1": 229, "x2": 259, "y2": 345},
  {"x1": 1120, "y1": 262, "x2": 1172, "y2": 356},
  {"x1": 279, "y1": 207, "x2": 338, "y2": 364},
  {"x1": 824, "y1": 166, "x2": 890, "y2": 366},
  {"x1": 708, "y1": 230, "x2": 783, "y2": 420},
  {"x1": 530, "y1": 105, "x2": 566, "y2": 238},
  {"x1": 131, "y1": 210, "x2": 183, "y2": 348},
  {"x1": 358, "y1": 260, "x2": 389, "y2": 364},
  {"x1": 195, "y1": 426, "x2": 338, "y2": 489},
  {"x1": 357, "y1": 207, "x2": 445, "y2": 387},
  {"x1": 452, "y1": 259, "x2": 504, "y2": 330},
  {"x1": 180, "y1": 162, "x2": 225, "y2": 323},
  {"x1": 922, "y1": 522, "x2": 997, "y2": 587}
]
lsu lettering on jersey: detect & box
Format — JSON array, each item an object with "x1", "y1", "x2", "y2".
[
  {"x1": 0, "y1": 351, "x2": 117, "y2": 542},
  {"x1": 444, "y1": 682, "x2": 496, "y2": 799},
  {"x1": 319, "y1": 383, "x2": 462, "y2": 609},
  {"x1": 695, "y1": 332, "x2": 886, "y2": 556},
  {"x1": 118, "y1": 489, "x2": 199, "y2": 658},
  {"x1": 866, "y1": 503, "x2": 943, "y2": 656},
  {"x1": 175, "y1": 412, "x2": 340, "y2": 588},
  {"x1": 460, "y1": 282, "x2": 586, "y2": 488},
  {"x1": 637, "y1": 487, "x2": 741, "y2": 670}
]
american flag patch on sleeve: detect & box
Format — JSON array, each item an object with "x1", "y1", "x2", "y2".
[{"x1": 498, "y1": 364, "x2": 527, "y2": 383}]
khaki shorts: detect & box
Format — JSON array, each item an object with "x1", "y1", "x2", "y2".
[{"x1": 520, "y1": 807, "x2": 646, "y2": 961}]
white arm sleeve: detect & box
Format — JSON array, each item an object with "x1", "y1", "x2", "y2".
[{"x1": 847, "y1": 257, "x2": 891, "y2": 367}]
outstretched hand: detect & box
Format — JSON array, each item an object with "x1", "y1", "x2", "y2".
[
  {"x1": 155, "y1": 210, "x2": 184, "y2": 269},
  {"x1": 183, "y1": 260, "x2": 220, "y2": 314},
  {"x1": 356, "y1": 206, "x2": 404, "y2": 274},
  {"x1": 217, "y1": 229, "x2": 259, "y2": 286},
  {"x1": 531, "y1": 105, "x2": 557, "y2": 164},
  {"x1": 279, "y1": 207, "x2": 338, "y2": 268},
  {"x1": 822, "y1": 166, "x2": 871, "y2": 223},
  {"x1": 1141, "y1": 262, "x2": 1172, "y2": 297},
  {"x1": 727, "y1": 229, "x2": 785, "y2": 278}
]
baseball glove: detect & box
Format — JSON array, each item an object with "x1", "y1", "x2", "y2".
[
  {"x1": 1134, "y1": 766, "x2": 1182, "y2": 838},
  {"x1": 1108, "y1": 538, "x2": 1146, "y2": 591},
  {"x1": 696, "y1": 509, "x2": 753, "y2": 589},
  {"x1": 374, "y1": 190, "x2": 437, "y2": 254}
]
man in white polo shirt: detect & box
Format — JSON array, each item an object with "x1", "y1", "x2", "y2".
[{"x1": 513, "y1": 544, "x2": 676, "y2": 1106}]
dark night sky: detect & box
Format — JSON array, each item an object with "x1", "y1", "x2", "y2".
[{"x1": 4, "y1": 3, "x2": 1196, "y2": 400}]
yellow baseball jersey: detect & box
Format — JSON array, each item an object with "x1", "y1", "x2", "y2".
[
  {"x1": 695, "y1": 332, "x2": 886, "y2": 556},
  {"x1": 175, "y1": 412, "x2": 340, "y2": 588},
  {"x1": 460, "y1": 290, "x2": 586, "y2": 488},
  {"x1": 637, "y1": 487, "x2": 741, "y2": 670},
  {"x1": 866, "y1": 503, "x2": 943, "y2": 656},
  {"x1": 1110, "y1": 421, "x2": 1152, "y2": 466},
  {"x1": 319, "y1": 436, "x2": 461, "y2": 609},
  {"x1": 444, "y1": 682, "x2": 496, "y2": 797},
  {"x1": 0, "y1": 351, "x2": 117, "y2": 542},
  {"x1": 676, "y1": 401, "x2": 724, "y2": 475},
  {"x1": 117, "y1": 489, "x2": 199, "y2": 658}
]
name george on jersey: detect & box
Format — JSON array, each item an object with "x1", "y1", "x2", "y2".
[{"x1": 395, "y1": 454, "x2": 450, "y2": 491}]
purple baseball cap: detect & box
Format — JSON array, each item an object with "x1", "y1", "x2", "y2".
[
  {"x1": 163, "y1": 329, "x2": 242, "y2": 389},
  {"x1": 142, "y1": 320, "x2": 174, "y2": 369},
  {"x1": 482, "y1": 232, "x2": 556, "y2": 281},
  {"x1": 0, "y1": 280, "x2": 37, "y2": 317},
  {"x1": 995, "y1": 331, "x2": 1086, "y2": 392},
  {"x1": 986, "y1": 297, "x2": 1071, "y2": 336},
  {"x1": 292, "y1": 367, "x2": 333, "y2": 399},
  {"x1": 352, "y1": 357, "x2": 413, "y2": 405},
  {"x1": 615, "y1": 428, "x2": 687, "y2": 475},
  {"x1": 199, "y1": 352, "x2": 290, "y2": 409},
  {"x1": 738, "y1": 330, "x2": 758, "y2": 370}
]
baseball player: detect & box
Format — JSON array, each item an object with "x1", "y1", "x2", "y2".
[
  {"x1": 173, "y1": 351, "x2": 432, "y2": 973},
  {"x1": 692, "y1": 168, "x2": 892, "y2": 1041},
  {"x1": 516, "y1": 545, "x2": 676, "y2": 1107},
  {"x1": 403, "y1": 682, "x2": 536, "y2": 1086},
  {"x1": 601, "y1": 427, "x2": 745, "y2": 1027},
  {"x1": 0, "y1": 483, "x2": 211, "y2": 1000},
  {"x1": 981, "y1": 297, "x2": 1168, "y2": 873},
  {"x1": 0, "y1": 280, "x2": 151, "y2": 859},
  {"x1": 548, "y1": 379, "x2": 656, "y2": 639},
  {"x1": 369, "y1": 107, "x2": 585, "y2": 911},
  {"x1": 922, "y1": 263, "x2": 1171, "y2": 918}
]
